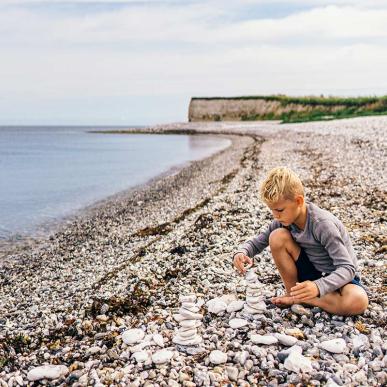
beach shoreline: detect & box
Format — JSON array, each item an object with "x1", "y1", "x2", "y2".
[
  {"x1": 0, "y1": 132, "x2": 236, "y2": 265},
  {"x1": 0, "y1": 117, "x2": 386, "y2": 385}
]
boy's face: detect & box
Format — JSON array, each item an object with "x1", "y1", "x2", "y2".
[{"x1": 266, "y1": 196, "x2": 303, "y2": 226}]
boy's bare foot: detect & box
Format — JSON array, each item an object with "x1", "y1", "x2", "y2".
[{"x1": 271, "y1": 295, "x2": 295, "y2": 306}]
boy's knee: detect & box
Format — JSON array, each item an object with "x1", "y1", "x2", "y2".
[
  {"x1": 269, "y1": 228, "x2": 292, "y2": 249},
  {"x1": 343, "y1": 287, "x2": 369, "y2": 315}
]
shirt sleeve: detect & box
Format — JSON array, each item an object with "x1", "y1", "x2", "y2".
[
  {"x1": 233, "y1": 220, "x2": 282, "y2": 260},
  {"x1": 312, "y1": 220, "x2": 356, "y2": 297}
]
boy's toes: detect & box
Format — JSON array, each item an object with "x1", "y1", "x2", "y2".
[{"x1": 271, "y1": 295, "x2": 295, "y2": 307}]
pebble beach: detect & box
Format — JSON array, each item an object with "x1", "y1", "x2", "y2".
[{"x1": 0, "y1": 116, "x2": 386, "y2": 386}]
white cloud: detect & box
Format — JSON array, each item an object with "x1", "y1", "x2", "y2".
[{"x1": 1, "y1": 1, "x2": 387, "y2": 124}]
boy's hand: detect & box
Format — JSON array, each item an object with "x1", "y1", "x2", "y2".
[
  {"x1": 290, "y1": 281, "x2": 319, "y2": 301},
  {"x1": 233, "y1": 252, "x2": 253, "y2": 275}
]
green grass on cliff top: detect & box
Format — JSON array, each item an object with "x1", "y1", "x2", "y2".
[{"x1": 190, "y1": 95, "x2": 387, "y2": 123}]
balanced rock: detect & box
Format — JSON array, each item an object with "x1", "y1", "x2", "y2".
[
  {"x1": 173, "y1": 294, "x2": 203, "y2": 346},
  {"x1": 243, "y1": 269, "x2": 266, "y2": 315}
]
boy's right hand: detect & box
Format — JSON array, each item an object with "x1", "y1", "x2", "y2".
[{"x1": 233, "y1": 252, "x2": 253, "y2": 275}]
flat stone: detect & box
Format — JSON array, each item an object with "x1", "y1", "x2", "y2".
[
  {"x1": 245, "y1": 270, "x2": 258, "y2": 282},
  {"x1": 250, "y1": 334, "x2": 278, "y2": 345},
  {"x1": 284, "y1": 351, "x2": 313, "y2": 373},
  {"x1": 226, "y1": 366, "x2": 239, "y2": 382},
  {"x1": 209, "y1": 350, "x2": 228, "y2": 364},
  {"x1": 172, "y1": 335, "x2": 202, "y2": 346},
  {"x1": 179, "y1": 295, "x2": 196, "y2": 303},
  {"x1": 132, "y1": 350, "x2": 150, "y2": 363},
  {"x1": 246, "y1": 296, "x2": 264, "y2": 303},
  {"x1": 244, "y1": 303, "x2": 266, "y2": 314},
  {"x1": 319, "y1": 338, "x2": 347, "y2": 354},
  {"x1": 176, "y1": 345, "x2": 206, "y2": 355},
  {"x1": 227, "y1": 300, "x2": 245, "y2": 313},
  {"x1": 229, "y1": 318, "x2": 248, "y2": 329},
  {"x1": 247, "y1": 282, "x2": 264, "y2": 289},
  {"x1": 278, "y1": 344, "x2": 303, "y2": 362},
  {"x1": 352, "y1": 334, "x2": 369, "y2": 351},
  {"x1": 206, "y1": 298, "x2": 228, "y2": 315},
  {"x1": 178, "y1": 328, "x2": 197, "y2": 338},
  {"x1": 285, "y1": 328, "x2": 305, "y2": 340},
  {"x1": 218, "y1": 294, "x2": 238, "y2": 305},
  {"x1": 181, "y1": 302, "x2": 196, "y2": 309},
  {"x1": 291, "y1": 304, "x2": 312, "y2": 317},
  {"x1": 180, "y1": 305, "x2": 200, "y2": 313},
  {"x1": 246, "y1": 290, "x2": 261, "y2": 296},
  {"x1": 179, "y1": 319, "x2": 201, "y2": 328},
  {"x1": 27, "y1": 365, "x2": 69, "y2": 381},
  {"x1": 122, "y1": 329, "x2": 145, "y2": 345},
  {"x1": 178, "y1": 308, "x2": 203, "y2": 319},
  {"x1": 275, "y1": 333, "x2": 298, "y2": 346},
  {"x1": 152, "y1": 333, "x2": 164, "y2": 347},
  {"x1": 151, "y1": 349, "x2": 174, "y2": 364}
]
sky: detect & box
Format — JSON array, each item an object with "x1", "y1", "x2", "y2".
[{"x1": 1, "y1": 0, "x2": 387, "y2": 125}]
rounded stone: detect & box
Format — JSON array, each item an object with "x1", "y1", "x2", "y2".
[
  {"x1": 229, "y1": 318, "x2": 248, "y2": 329},
  {"x1": 250, "y1": 334, "x2": 278, "y2": 345},
  {"x1": 319, "y1": 338, "x2": 347, "y2": 354},
  {"x1": 227, "y1": 300, "x2": 245, "y2": 313},
  {"x1": 27, "y1": 365, "x2": 69, "y2": 381},
  {"x1": 209, "y1": 350, "x2": 228, "y2": 365},
  {"x1": 151, "y1": 349, "x2": 174, "y2": 364},
  {"x1": 122, "y1": 328, "x2": 145, "y2": 345}
]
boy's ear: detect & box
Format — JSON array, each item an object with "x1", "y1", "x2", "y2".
[{"x1": 295, "y1": 195, "x2": 304, "y2": 206}]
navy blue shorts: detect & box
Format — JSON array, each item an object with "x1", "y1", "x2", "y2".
[{"x1": 295, "y1": 247, "x2": 364, "y2": 290}]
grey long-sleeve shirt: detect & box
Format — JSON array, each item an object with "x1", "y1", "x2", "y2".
[{"x1": 234, "y1": 201, "x2": 359, "y2": 297}]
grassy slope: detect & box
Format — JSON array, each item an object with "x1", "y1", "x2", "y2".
[{"x1": 191, "y1": 95, "x2": 387, "y2": 123}]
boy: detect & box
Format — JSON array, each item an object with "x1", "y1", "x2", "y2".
[{"x1": 233, "y1": 166, "x2": 369, "y2": 316}]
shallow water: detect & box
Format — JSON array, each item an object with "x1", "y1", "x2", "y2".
[{"x1": 0, "y1": 126, "x2": 231, "y2": 239}]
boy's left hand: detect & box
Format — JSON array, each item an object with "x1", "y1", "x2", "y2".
[{"x1": 290, "y1": 281, "x2": 319, "y2": 301}]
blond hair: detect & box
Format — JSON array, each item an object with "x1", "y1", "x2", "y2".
[{"x1": 259, "y1": 166, "x2": 304, "y2": 204}]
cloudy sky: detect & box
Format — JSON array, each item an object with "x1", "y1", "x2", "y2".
[{"x1": 1, "y1": 0, "x2": 387, "y2": 125}]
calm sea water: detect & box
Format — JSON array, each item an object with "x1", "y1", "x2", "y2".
[{"x1": 0, "y1": 126, "x2": 231, "y2": 239}]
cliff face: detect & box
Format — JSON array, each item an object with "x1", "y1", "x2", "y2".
[{"x1": 188, "y1": 97, "x2": 345, "y2": 122}]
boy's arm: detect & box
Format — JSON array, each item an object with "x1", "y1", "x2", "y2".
[
  {"x1": 233, "y1": 220, "x2": 282, "y2": 259},
  {"x1": 313, "y1": 220, "x2": 356, "y2": 297}
]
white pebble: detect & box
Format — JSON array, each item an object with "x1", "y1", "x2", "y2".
[
  {"x1": 209, "y1": 350, "x2": 228, "y2": 364},
  {"x1": 152, "y1": 349, "x2": 174, "y2": 364},
  {"x1": 122, "y1": 328, "x2": 145, "y2": 345},
  {"x1": 319, "y1": 338, "x2": 347, "y2": 354},
  {"x1": 229, "y1": 318, "x2": 248, "y2": 329},
  {"x1": 27, "y1": 365, "x2": 69, "y2": 381},
  {"x1": 250, "y1": 334, "x2": 278, "y2": 345},
  {"x1": 284, "y1": 351, "x2": 313, "y2": 373}
]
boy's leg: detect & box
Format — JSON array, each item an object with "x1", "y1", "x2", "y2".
[
  {"x1": 268, "y1": 228, "x2": 301, "y2": 294},
  {"x1": 301, "y1": 283, "x2": 369, "y2": 316},
  {"x1": 268, "y1": 228, "x2": 369, "y2": 316}
]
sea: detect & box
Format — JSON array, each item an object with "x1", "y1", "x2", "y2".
[{"x1": 0, "y1": 126, "x2": 231, "y2": 240}]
